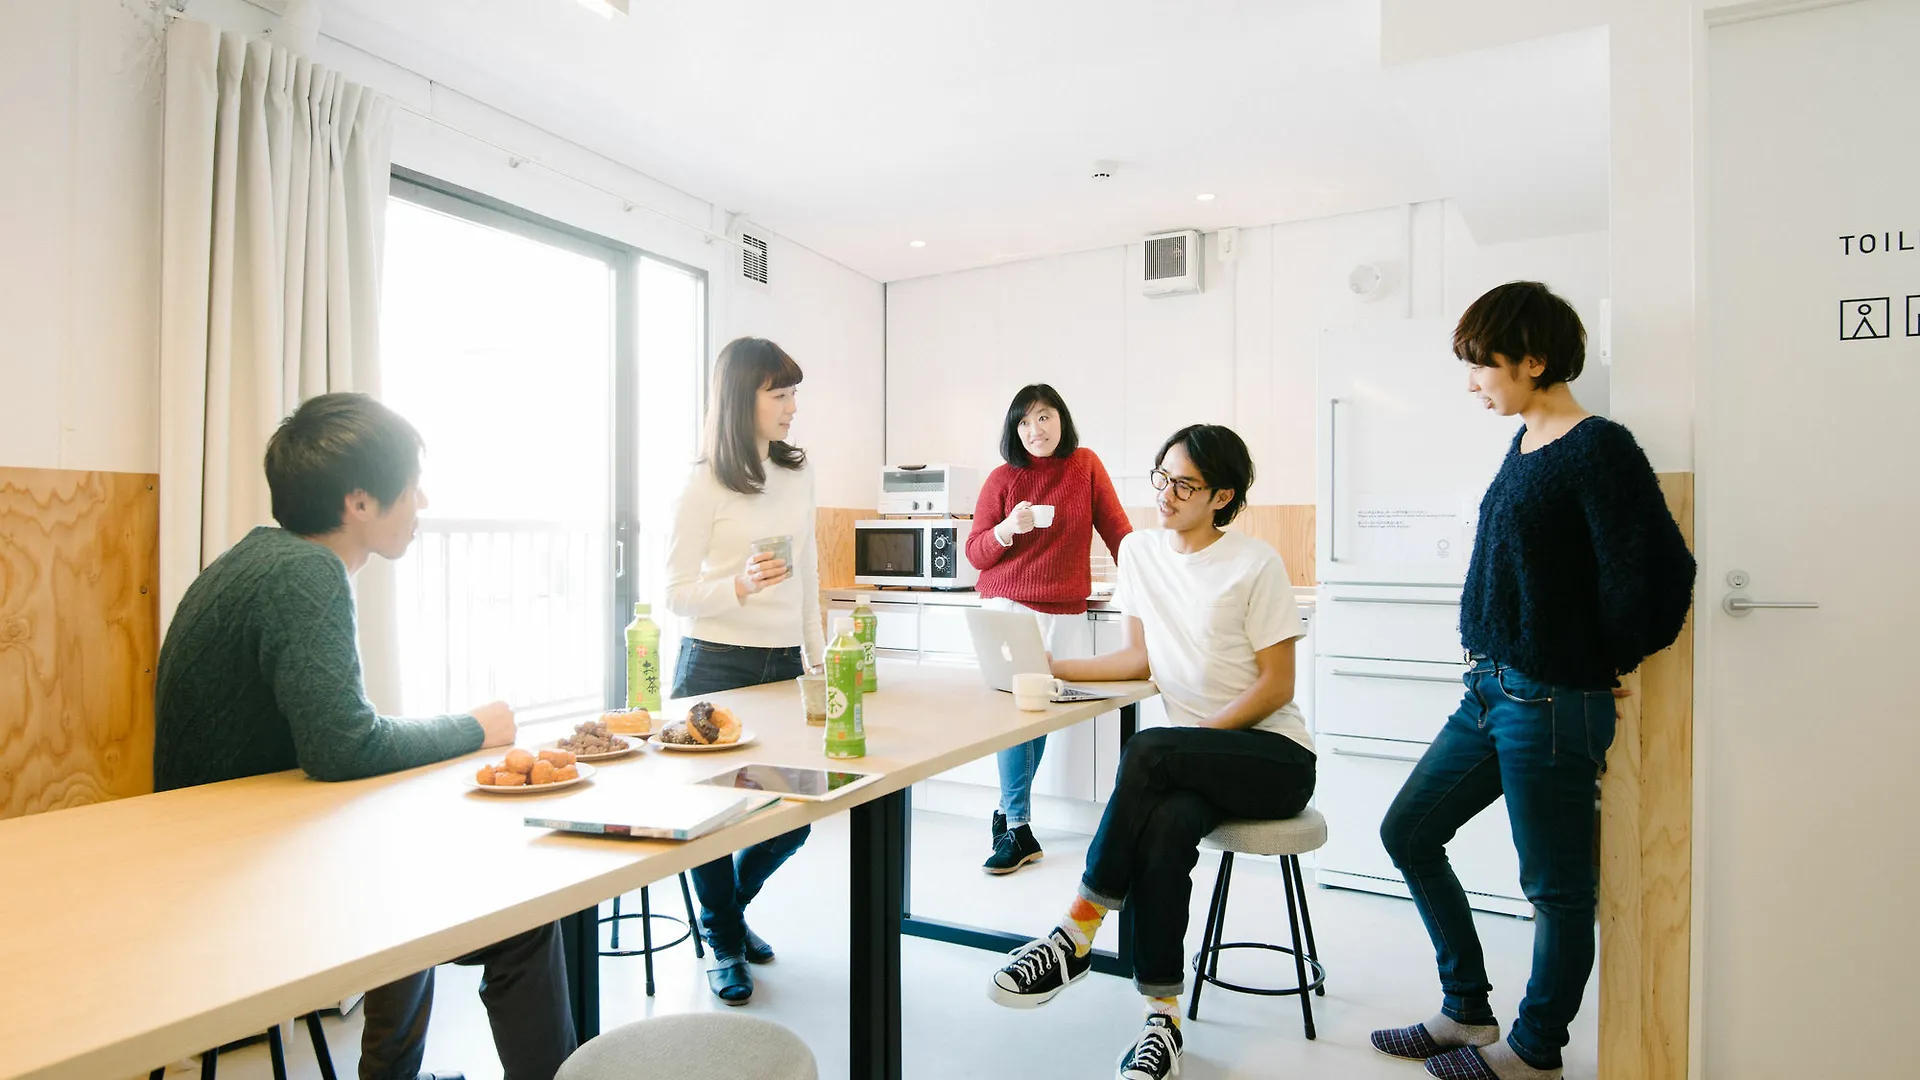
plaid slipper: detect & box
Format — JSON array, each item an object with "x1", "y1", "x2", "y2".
[
  {"x1": 1371, "y1": 1024, "x2": 1452, "y2": 1060},
  {"x1": 1425, "y1": 1046, "x2": 1502, "y2": 1080}
]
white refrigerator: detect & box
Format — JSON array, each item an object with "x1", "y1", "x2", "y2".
[{"x1": 1311, "y1": 319, "x2": 1530, "y2": 917}]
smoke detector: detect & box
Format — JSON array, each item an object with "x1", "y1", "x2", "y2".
[{"x1": 1348, "y1": 263, "x2": 1385, "y2": 300}]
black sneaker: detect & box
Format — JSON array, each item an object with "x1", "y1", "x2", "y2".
[
  {"x1": 983, "y1": 824, "x2": 1044, "y2": 875},
  {"x1": 1117, "y1": 1015, "x2": 1183, "y2": 1080},
  {"x1": 988, "y1": 927, "x2": 1091, "y2": 1008},
  {"x1": 991, "y1": 809, "x2": 1007, "y2": 842}
]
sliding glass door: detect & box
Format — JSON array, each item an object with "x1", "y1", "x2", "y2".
[{"x1": 381, "y1": 174, "x2": 704, "y2": 722}]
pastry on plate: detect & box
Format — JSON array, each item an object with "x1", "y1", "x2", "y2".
[
  {"x1": 599, "y1": 707, "x2": 652, "y2": 736},
  {"x1": 656, "y1": 701, "x2": 742, "y2": 746}
]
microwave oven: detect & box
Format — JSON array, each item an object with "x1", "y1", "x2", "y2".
[
  {"x1": 853, "y1": 518, "x2": 980, "y2": 590},
  {"x1": 878, "y1": 464, "x2": 981, "y2": 517}
]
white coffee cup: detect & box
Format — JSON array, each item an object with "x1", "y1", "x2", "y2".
[
  {"x1": 1030, "y1": 504, "x2": 1056, "y2": 528},
  {"x1": 1011, "y1": 671, "x2": 1062, "y2": 711}
]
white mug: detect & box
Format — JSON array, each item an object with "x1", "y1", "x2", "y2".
[
  {"x1": 1011, "y1": 671, "x2": 1062, "y2": 711},
  {"x1": 1030, "y1": 504, "x2": 1056, "y2": 528}
]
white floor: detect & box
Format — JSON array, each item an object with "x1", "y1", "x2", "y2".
[{"x1": 150, "y1": 809, "x2": 1596, "y2": 1079}]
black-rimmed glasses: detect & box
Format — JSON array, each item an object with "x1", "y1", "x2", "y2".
[{"x1": 1148, "y1": 468, "x2": 1209, "y2": 502}]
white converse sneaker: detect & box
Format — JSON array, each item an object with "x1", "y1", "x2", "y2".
[
  {"x1": 987, "y1": 928, "x2": 1093, "y2": 1008},
  {"x1": 1117, "y1": 1015, "x2": 1183, "y2": 1079}
]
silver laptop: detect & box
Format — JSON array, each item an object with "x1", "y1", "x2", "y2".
[{"x1": 965, "y1": 607, "x2": 1119, "y2": 702}]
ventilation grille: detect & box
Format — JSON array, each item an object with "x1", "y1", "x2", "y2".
[
  {"x1": 740, "y1": 233, "x2": 770, "y2": 285},
  {"x1": 1144, "y1": 234, "x2": 1190, "y2": 281}
]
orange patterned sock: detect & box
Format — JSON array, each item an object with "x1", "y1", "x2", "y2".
[
  {"x1": 1146, "y1": 995, "x2": 1182, "y2": 1026},
  {"x1": 1059, "y1": 896, "x2": 1109, "y2": 956}
]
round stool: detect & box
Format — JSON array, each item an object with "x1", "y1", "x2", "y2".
[
  {"x1": 1188, "y1": 807, "x2": 1329, "y2": 1039},
  {"x1": 557, "y1": 1013, "x2": 818, "y2": 1080},
  {"x1": 599, "y1": 871, "x2": 705, "y2": 997}
]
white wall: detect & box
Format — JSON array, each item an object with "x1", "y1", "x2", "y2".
[
  {"x1": 886, "y1": 204, "x2": 1609, "y2": 506},
  {"x1": 0, "y1": 0, "x2": 164, "y2": 473},
  {"x1": 0, "y1": 0, "x2": 885, "y2": 511}
]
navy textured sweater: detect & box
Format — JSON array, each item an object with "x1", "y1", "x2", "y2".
[{"x1": 1460, "y1": 418, "x2": 1695, "y2": 690}]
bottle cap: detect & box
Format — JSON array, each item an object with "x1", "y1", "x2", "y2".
[{"x1": 634, "y1": 602, "x2": 651, "y2": 616}]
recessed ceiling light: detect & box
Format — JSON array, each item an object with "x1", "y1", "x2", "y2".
[
  {"x1": 909, "y1": 240, "x2": 927, "y2": 248},
  {"x1": 576, "y1": 0, "x2": 627, "y2": 17},
  {"x1": 1196, "y1": 193, "x2": 1217, "y2": 202}
]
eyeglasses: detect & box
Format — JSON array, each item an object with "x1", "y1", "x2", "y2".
[{"x1": 1148, "y1": 468, "x2": 1210, "y2": 502}]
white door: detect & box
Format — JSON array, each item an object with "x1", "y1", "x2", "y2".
[{"x1": 1703, "y1": 4, "x2": 1920, "y2": 1075}]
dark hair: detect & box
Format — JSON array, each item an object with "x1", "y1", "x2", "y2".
[
  {"x1": 999, "y1": 384, "x2": 1081, "y2": 468},
  {"x1": 1155, "y1": 424, "x2": 1254, "y2": 528},
  {"x1": 264, "y1": 392, "x2": 424, "y2": 536},
  {"x1": 702, "y1": 337, "x2": 806, "y2": 495},
  {"x1": 1452, "y1": 281, "x2": 1587, "y2": 388}
]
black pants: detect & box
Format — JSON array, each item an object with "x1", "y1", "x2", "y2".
[
  {"x1": 358, "y1": 922, "x2": 576, "y2": 1080},
  {"x1": 1079, "y1": 725, "x2": 1317, "y2": 996}
]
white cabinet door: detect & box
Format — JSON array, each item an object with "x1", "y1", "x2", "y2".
[
  {"x1": 1313, "y1": 655, "x2": 1467, "y2": 743},
  {"x1": 867, "y1": 599, "x2": 921, "y2": 654},
  {"x1": 918, "y1": 604, "x2": 974, "y2": 658},
  {"x1": 1315, "y1": 734, "x2": 1524, "y2": 905}
]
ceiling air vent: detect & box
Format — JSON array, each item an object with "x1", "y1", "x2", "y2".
[
  {"x1": 740, "y1": 232, "x2": 770, "y2": 288},
  {"x1": 1142, "y1": 230, "x2": 1203, "y2": 297}
]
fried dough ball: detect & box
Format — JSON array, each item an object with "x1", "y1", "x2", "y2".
[
  {"x1": 538, "y1": 748, "x2": 576, "y2": 768},
  {"x1": 492, "y1": 770, "x2": 528, "y2": 787},
  {"x1": 503, "y1": 748, "x2": 536, "y2": 773},
  {"x1": 553, "y1": 764, "x2": 580, "y2": 782},
  {"x1": 530, "y1": 760, "x2": 556, "y2": 785},
  {"x1": 476, "y1": 764, "x2": 497, "y2": 785}
]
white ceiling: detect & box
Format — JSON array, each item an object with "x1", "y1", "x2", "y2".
[{"x1": 318, "y1": 0, "x2": 1609, "y2": 282}]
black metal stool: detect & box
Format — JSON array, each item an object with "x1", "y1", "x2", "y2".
[
  {"x1": 1188, "y1": 808, "x2": 1329, "y2": 1039},
  {"x1": 599, "y1": 871, "x2": 704, "y2": 996},
  {"x1": 149, "y1": 1012, "x2": 337, "y2": 1080}
]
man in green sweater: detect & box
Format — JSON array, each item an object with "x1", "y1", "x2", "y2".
[{"x1": 155, "y1": 393, "x2": 575, "y2": 1080}]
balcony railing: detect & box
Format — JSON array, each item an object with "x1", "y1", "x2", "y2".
[{"x1": 397, "y1": 518, "x2": 610, "y2": 722}]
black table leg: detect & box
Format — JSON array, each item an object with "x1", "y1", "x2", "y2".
[
  {"x1": 560, "y1": 906, "x2": 601, "y2": 1042},
  {"x1": 850, "y1": 788, "x2": 908, "y2": 1080},
  {"x1": 900, "y1": 702, "x2": 1138, "y2": 978}
]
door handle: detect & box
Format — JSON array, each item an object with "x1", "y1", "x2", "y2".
[
  {"x1": 1331, "y1": 669, "x2": 1462, "y2": 685},
  {"x1": 1332, "y1": 596, "x2": 1460, "y2": 607},
  {"x1": 1722, "y1": 595, "x2": 1818, "y2": 616},
  {"x1": 1330, "y1": 745, "x2": 1427, "y2": 764},
  {"x1": 614, "y1": 539, "x2": 625, "y2": 579},
  {"x1": 1327, "y1": 398, "x2": 1342, "y2": 562}
]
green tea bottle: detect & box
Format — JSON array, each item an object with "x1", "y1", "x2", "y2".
[
  {"x1": 852, "y1": 594, "x2": 879, "y2": 693},
  {"x1": 824, "y1": 616, "x2": 867, "y2": 759},
  {"x1": 625, "y1": 602, "x2": 662, "y2": 712}
]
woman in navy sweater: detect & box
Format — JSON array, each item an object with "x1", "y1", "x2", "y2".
[{"x1": 1370, "y1": 282, "x2": 1694, "y2": 1080}]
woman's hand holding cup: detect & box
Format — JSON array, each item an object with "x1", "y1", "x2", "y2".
[
  {"x1": 736, "y1": 549, "x2": 791, "y2": 598},
  {"x1": 997, "y1": 501, "x2": 1036, "y2": 544}
]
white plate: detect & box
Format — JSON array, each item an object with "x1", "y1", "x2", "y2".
[
  {"x1": 647, "y1": 730, "x2": 758, "y2": 753},
  {"x1": 466, "y1": 761, "x2": 596, "y2": 794},
  {"x1": 540, "y1": 736, "x2": 638, "y2": 763}
]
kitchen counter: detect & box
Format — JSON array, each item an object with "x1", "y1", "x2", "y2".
[{"x1": 824, "y1": 585, "x2": 1314, "y2": 613}]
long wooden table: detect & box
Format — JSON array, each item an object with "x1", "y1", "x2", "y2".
[{"x1": 0, "y1": 660, "x2": 1153, "y2": 1080}]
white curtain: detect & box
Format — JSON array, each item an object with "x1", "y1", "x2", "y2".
[{"x1": 158, "y1": 18, "x2": 403, "y2": 709}]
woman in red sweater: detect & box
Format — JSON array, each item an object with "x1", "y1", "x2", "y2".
[{"x1": 966, "y1": 383, "x2": 1133, "y2": 874}]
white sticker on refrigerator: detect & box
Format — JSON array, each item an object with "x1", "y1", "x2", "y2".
[{"x1": 1353, "y1": 496, "x2": 1468, "y2": 566}]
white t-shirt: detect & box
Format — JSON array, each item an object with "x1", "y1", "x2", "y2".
[
  {"x1": 663, "y1": 459, "x2": 824, "y2": 667},
  {"x1": 1111, "y1": 529, "x2": 1312, "y2": 752}
]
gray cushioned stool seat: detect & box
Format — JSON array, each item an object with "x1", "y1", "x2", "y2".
[
  {"x1": 1200, "y1": 806, "x2": 1327, "y2": 856},
  {"x1": 556, "y1": 1013, "x2": 817, "y2": 1080}
]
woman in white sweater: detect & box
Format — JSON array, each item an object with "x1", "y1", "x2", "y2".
[{"x1": 663, "y1": 336, "x2": 822, "y2": 1007}]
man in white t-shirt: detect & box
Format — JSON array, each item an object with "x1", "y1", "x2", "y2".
[{"x1": 984, "y1": 424, "x2": 1316, "y2": 1080}]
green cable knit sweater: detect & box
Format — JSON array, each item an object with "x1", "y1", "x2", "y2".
[{"x1": 154, "y1": 527, "x2": 482, "y2": 789}]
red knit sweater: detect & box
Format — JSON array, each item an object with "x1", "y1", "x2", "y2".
[{"x1": 964, "y1": 448, "x2": 1133, "y2": 615}]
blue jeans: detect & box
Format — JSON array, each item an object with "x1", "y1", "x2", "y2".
[
  {"x1": 1079, "y1": 726, "x2": 1316, "y2": 995},
  {"x1": 672, "y1": 638, "x2": 812, "y2": 953},
  {"x1": 1379, "y1": 659, "x2": 1616, "y2": 1070},
  {"x1": 996, "y1": 735, "x2": 1046, "y2": 826}
]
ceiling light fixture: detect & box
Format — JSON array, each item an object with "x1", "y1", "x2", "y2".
[
  {"x1": 909, "y1": 240, "x2": 927, "y2": 248},
  {"x1": 1196, "y1": 193, "x2": 1216, "y2": 201},
  {"x1": 576, "y1": 0, "x2": 628, "y2": 17}
]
